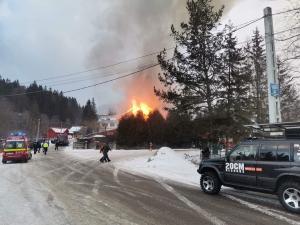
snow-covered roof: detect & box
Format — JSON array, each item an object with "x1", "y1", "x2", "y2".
[
  {"x1": 69, "y1": 126, "x2": 83, "y2": 133},
  {"x1": 50, "y1": 127, "x2": 68, "y2": 134},
  {"x1": 93, "y1": 134, "x2": 105, "y2": 138}
]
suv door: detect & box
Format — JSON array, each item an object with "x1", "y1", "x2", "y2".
[
  {"x1": 224, "y1": 144, "x2": 258, "y2": 187},
  {"x1": 256, "y1": 142, "x2": 291, "y2": 190}
]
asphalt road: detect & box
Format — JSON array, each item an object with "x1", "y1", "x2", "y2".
[{"x1": 1, "y1": 147, "x2": 300, "y2": 225}]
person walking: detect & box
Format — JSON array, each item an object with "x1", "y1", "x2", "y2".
[
  {"x1": 37, "y1": 141, "x2": 41, "y2": 153},
  {"x1": 202, "y1": 146, "x2": 210, "y2": 160},
  {"x1": 55, "y1": 140, "x2": 59, "y2": 151},
  {"x1": 43, "y1": 142, "x2": 49, "y2": 155},
  {"x1": 100, "y1": 142, "x2": 111, "y2": 163},
  {"x1": 33, "y1": 142, "x2": 38, "y2": 154}
]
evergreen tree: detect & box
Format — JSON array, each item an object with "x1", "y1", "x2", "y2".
[
  {"x1": 277, "y1": 58, "x2": 300, "y2": 121},
  {"x1": 217, "y1": 25, "x2": 252, "y2": 141},
  {"x1": 245, "y1": 28, "x2": 268, "y2": 123},
  {"x1": 82, "y1": 99, "x2": 98, "y2": 134},
  {"x1": 165, "y1": 111, "x2": 194, "y2": 148},
  {"x1": 117, "y1": 112, "x2": 148, "y2": 148},
  {"x1": 82, "y1": 99, "x2": 98, "y2": 122},
  {"x1": 147, "y1": 110, "x2": 166, "y2": 146},
  {"x1": 155, "y1": 0, "x2": 224, "y2": 131}
]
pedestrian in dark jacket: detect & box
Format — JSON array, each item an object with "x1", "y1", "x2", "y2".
[
  {"x1": 37, "y1": 141, "x2": 41, "y2": 153},
  {"x1": 100, "y1": 143, "x2": 111, "y2": 163},
  {"x1": 33, "y1": 142, "x2": 38, "y2": 154},
  {"x1": 202, "y1": 146, "x2": 210, "y2": 160},
  {"x1": 55, "y1": 141, "x2": 59, "y2": 151}
]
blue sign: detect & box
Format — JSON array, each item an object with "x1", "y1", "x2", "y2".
[
  {"x1": 10, "y1": 131, "x2": 26, "y2": 136},
  {"x1": 270, "y1": 83, "x2": 280, "y2": 97}
]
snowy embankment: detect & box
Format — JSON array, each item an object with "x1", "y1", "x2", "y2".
[
  {"x1": 115, "y1": 147, "x2": 200, "y2": 187},
  {"x1": 63, "y1": 146, "x2": 200, "y2": 187}
]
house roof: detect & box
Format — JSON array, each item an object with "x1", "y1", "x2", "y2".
[
  {"x1": 49, "y1": 127, "x2": 68, "y2": 134},
  {"x1": 69, "y1": 126, "x2": 83, "y2": 133}
]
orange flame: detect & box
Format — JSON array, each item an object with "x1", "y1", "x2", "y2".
[{"x1": 128, "y1": 100, "x2": 152, "y2": 119}]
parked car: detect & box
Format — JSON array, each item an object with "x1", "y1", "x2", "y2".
[{"x1": 198, "y1": 138, "x2": 300, "y2": 213}]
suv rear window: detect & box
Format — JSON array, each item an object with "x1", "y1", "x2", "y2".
[
  {"x1": 259, "y1": 143, "x2": 290, "y2": 162},
  {"x1": 293, "y1": 143, "x2": 300, "y2": 162},
  {"x1": 277, "y1": 144, "x2": 290, "y2": 161}
]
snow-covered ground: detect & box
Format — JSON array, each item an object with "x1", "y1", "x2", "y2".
[
  {"x1": 63, "y1": 146, "x2": 201, "y2": 187},
  {"x1": 115, "y1": 147, "x2": 200, "y2": 187}
]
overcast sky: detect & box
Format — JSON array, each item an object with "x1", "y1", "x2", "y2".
[{"x1": 0, "y1": 0, "x2": 293, "y2": 113}]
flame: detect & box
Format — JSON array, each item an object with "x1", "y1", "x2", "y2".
[{"x1": 128, "y1": 100, "x2": 152, "y2": 119}]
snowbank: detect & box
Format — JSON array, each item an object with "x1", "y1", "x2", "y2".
[{"x1": 116, "y1": 147, "x2": 200, "y2": 187}]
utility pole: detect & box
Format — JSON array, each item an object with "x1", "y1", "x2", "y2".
[
  {"x1": 36, "y1": 118, "x2": 40, "y2": 142},
  {"x1": 264, "y1": 7, "x2": 282, "y2": 123}
]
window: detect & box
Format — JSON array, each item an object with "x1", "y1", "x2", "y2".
[
  {"x1": 277, "y1": 144, "x2": 290, "y2": 162},
  {"x1": 5, "y1": 141, "x2": 25, "y2": 149},
  {"x1": 229, "y1": 145, "x2": 257, "y2": 161},
  {"x1": 294, "y1": 143, "x2": 300, "y2": 162},
  {"x1": 260, "y1": 144, "x2": 277, "y2": 161}
]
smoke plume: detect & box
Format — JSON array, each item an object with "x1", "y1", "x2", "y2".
[{"x1": 88, "y1": 0, "x2": 237, "y2": 115}]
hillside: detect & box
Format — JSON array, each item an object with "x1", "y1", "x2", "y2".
[{"x1": 0, "y1": 77, "x2": 82, "y2": 137}]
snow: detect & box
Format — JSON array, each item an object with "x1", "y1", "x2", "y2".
[
  {"x1": 115, "y1": 147, "x2": 200, "y2": 187},
  {"x1": 62, "y1": 146, "x2": 200, "y2": 187},
  {"x1": 93, "y1": 134, "x2": 105, "y2": 138},
  {"x1": 69, "y1": 126, "x2": 82, "y2": 133}
]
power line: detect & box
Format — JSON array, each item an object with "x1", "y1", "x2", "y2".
[
  {"x1": 231, "y1": 16, "x2": 264, "y2": 33},
  {"x1": 272, "y1": 7, "x2": 300, "y2": 16},
  {"x1": 274, "y1": 26, "x2": 300, "y2": 35},
  {"x1": 21, "y1": 46, "x2": 175, "y2": 85},
  {"x1": 0, "y1": 63, "x2": 160, "y2": 98},
  {"x1": 275, "y1": 33, "x2": 300, "y2": 42},
  {"x1": 63, "y1": 63, "x2": 160, "y2": 94},
  {"x1": 43, "y1": 62, "x2": 158, "y2": 87}
]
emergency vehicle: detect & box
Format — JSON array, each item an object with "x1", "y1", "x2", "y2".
[{"x1": 2, "y1": 133, "x2": 32, "y2": 163}]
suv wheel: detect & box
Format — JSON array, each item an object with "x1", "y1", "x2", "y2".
[
  {"x1": 2, "y1": 160, "x2": 6, "y2": 164},
  {"x1": 200, "y1": 172, "x2": 221, "y2": 194},
  {"x1": 278, "y1": 181, "x2": 300, "y2": 213}
]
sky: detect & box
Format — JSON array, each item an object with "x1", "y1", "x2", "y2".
[{"x1": 0, "y1": 0, "x2": 294, "y2": 114}]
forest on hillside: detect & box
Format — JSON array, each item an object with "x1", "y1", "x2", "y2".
[{"x1": 0, "y1": 78, "x2": 90, "y2": 138}]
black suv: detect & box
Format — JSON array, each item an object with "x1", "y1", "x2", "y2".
[{"x1": 197, "y1": 139, "x2": 300, "y2": 213}]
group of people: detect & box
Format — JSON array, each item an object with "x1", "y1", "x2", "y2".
[{"x1": 32, "y1": 141, "x2": 49, "y2": 155}]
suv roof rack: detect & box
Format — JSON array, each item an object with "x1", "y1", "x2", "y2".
[{"x1": 245, "y1": 122, "x2": 300, "y2": 139}]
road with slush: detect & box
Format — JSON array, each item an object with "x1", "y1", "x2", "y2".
[{"x1": 0, "y1": 145, "x2": 299, "y2": 225}]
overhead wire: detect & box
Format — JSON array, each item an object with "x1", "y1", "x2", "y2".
[
  {"x1": 21, "y1": 46, "x2": 175, "y2": 85},
  {"x1": 4, "y1": 6, "x2": 300, "y2": 97}
]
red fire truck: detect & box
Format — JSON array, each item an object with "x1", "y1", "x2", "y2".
[{"x1": 2, "y1": 134, "x2": 32, "y2": 164}]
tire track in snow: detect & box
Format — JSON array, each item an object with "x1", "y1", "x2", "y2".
[
  {"x1": 223, "y1": 194, "x2": 300, "y2": 225},
  {"x1": 157, "y1": 179, "x2": 227, "y2": 225}
]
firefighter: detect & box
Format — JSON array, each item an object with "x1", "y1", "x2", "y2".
[
  {"x1": 100, "y1": 142, "x2": 111, "y2": 163},
  {"x1": 43, "y1": 142, "x2": 49, "y2": 155}
]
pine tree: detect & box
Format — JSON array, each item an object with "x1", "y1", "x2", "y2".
[
  {"x1": 217, "y1": 25, "x2": 252, "y2": 141},
  {"x1": 277, "y1": 58, "x2": 300, "y2": 121},
  {"x1": 245, "y1": 28, "x2": 268, "y2": 123},
  {"x1": 155, "y1": 0, "x2": 224, "y2": 126},
  {"x1": 164, "y1": 111, "x2": 194, "y2": 148},
  {"x1": 147, "y1": 110, "x2": 166, "y2": 146},
  {"x1": 117, "y1": 112, "x2": 148, "y2": 148}
]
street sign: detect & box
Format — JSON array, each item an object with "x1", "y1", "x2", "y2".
[{"x1": 270, "y1": 83, "x2": 280, "y2": 97}]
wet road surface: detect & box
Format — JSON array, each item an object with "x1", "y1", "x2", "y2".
[{"x1": 0, "y1": 147, "x2": 300, "y2": 225}]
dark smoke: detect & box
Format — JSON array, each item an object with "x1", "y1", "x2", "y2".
[{"x1": 88, "y1": 0, "x2": 237, "y2": 114}]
